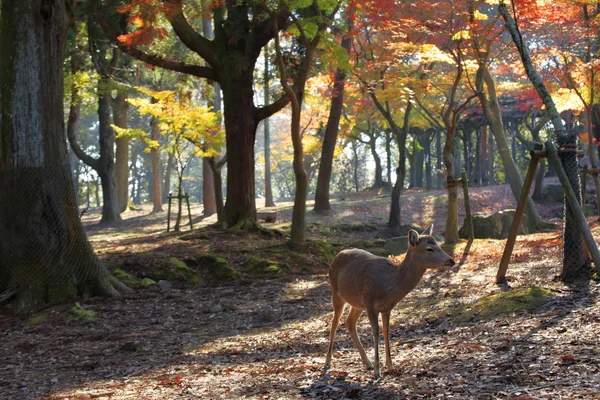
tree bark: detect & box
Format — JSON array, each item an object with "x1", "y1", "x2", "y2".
[
  {"x1": 150, "y1": 113, "x2": 163, "y2": 213},
  {"x1": 221, "y1": 71, "x2": 258, "y2": 229},
  {"x1": 388, "y1": 102, "x2": 412, "y2": 230},
  {"x1": 0, "y1": 0, "x2": 129, "y2": 311},
  {"x1": 313, "y1": 35, "x2": 351, "y2": 212},
  {"x1": 112, "y1": 91, "x2": 130, "y2": 213},
  {"x1": 263, "y1": 45, "x2": 276, "y2": 208}
]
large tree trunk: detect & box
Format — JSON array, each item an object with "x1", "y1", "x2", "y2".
[
  {"x1": 113, "y1": 92, "x2": 130, "y2": 213},
  {"x1": 0, "y1": 0, "x2": 128, "y2": 312},
  {"x1": 221, "y1": 71, "x2": 258, "y2": 229},
  {"x1": 313, "y1": 35, "x2": 351, "y2": 212}
]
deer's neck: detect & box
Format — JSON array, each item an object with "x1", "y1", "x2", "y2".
[{"x1": 394, "y1": 252, "x2": 428, "y2": 295}]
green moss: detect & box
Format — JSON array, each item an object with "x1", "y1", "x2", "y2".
[
  {"x1": 169, "y1": 257, "x2": 202, "y2": 283},
  {"x1": 113, "y1": 268, "x2": 140, "y2": 287},
  {"x1": 450, "y1": 286, "x2": 554, "y2": 323},
  {"x1": 308, "y1": 239, "x2": 339, "y2": 263},
  {"x1": 27, "y1": 314, "x2": 48, "y2": 325},
  {"x1": 67, "y1": 302, "x2": 97, "y2": 323},
  {"x1": 245, "y1": 256, "x2": 282, "y2": 274},
  {"x1": 141, "y1": 278, "x2": 157, "y2": 287},
  {"x1": 196, "y1": 254, "x2": 241, "y2": 281}
]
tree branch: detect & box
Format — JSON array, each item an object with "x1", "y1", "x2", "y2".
[
  {"x1": 165, "y1": 0, "x2": 219, "y2": 68},
  {"x1": 254, "y1": 94, "x2": 290, "y2": 122},
  {"x1": 101, "y1": 16, "x2": 217, "y2": 80}
]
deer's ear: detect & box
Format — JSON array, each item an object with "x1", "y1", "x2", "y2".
[
  {"x1": 408, "y1": 230, "x2": 419, "y2": 248},
  {"x1": 421, "y1": 224, "x2": 433, "y2": 236}
]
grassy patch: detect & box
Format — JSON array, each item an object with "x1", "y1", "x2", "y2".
[{"x1": 449, "y1": 286, "x2": 554, "y2": 323}]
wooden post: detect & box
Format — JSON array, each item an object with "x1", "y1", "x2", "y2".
[
  {"x1": 167, "y1": 193, "x2": 172, "y2": 232},
  {"x1": 545, "y1": 141, "x2": 600, "y2": 273},
  {"x1": 582, "y1": 165, "x2": 588, "y2": 210},
  {"x1": 461, "y1": 170, "x2": 474, "y2": 246},
  {"x1": 497, "y1": 144, "x2": 543, "y2": 283},
  {"x1": 186, "y1": 193, "x2": 194, "y2": 230}
]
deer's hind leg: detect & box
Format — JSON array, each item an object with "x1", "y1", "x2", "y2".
[
  {"x1": 324, "y1": 292, "x2": 345, "y2": 370},
  {"x1": 345, "y1": 306, "x2": 373, "y2": 370},
  {"x1": 381, "y1": 311, "x2": 393, "y2": 371}
]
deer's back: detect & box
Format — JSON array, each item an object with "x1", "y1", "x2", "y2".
[{"x1": 328, "y1": 249, "x2": 401, "y2": 310}]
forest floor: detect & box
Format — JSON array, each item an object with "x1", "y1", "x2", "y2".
[{"x1": 1, "y1": 183, "x2": 600, "y2": 399}]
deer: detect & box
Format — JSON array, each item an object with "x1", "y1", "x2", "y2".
[{"x1": 323, "y1": 224, "x2": 455, "y2": 379}]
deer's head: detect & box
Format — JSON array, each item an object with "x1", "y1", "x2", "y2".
[{"x1": 407, "y1": 224, "x2": 456, "y2": 269}]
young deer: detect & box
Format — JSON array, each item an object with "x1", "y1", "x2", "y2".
[{"x1": 323, "y1": 225, "x2": 455, "y2": 379}]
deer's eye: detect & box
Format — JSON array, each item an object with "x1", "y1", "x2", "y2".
[{"x1": 427, "y1": 248, "x2": 434, "y2": 252}]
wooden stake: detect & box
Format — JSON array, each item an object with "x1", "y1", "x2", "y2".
[
  {"x1": 461, "y1": 170, "x2": 474, "y2": 246},
  {"x1": 497, "y1": 145, "x2": 542, "y2": 283},
  {"x1": 186, "y1": 193, "x2": 194, "y2": 230}
]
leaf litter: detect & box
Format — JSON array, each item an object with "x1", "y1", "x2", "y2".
[{"x1": 0, "y1": 184, "x2": 599, "y2": 399}]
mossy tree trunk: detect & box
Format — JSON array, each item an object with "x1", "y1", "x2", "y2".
[{"x1": 0, "y1": 0, "x2": 129, "y2": 312}]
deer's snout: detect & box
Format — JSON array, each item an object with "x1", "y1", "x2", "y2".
[{"x1": 446, "y1": 258, "x2": 456, "y2": 267}]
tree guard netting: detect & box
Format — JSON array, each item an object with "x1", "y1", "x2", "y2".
[{"x1": 0, "y1": 165, "x2": 109, "y2": 293}]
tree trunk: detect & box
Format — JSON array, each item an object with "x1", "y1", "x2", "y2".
[
  {"x1": 369, "y1": 134, "x2": 384, "y2": 188},
  {"x1": 0, "y1": 0, "x2": 128, "y2": 311},
  {"x1": 481, "y1": 125, "x2": 488, "y2": 185},
  {"x1": 443, "y1": 125, "x2": 460, "y2": 245},
  {"x1": 425, "y1": 131, "x2": 432, "y2": 190},
  {"x1": 263, "y1": 46, "x2": 275, "y2": 208},
  {"x1": 313, "y1": 35, "x2": 351, "y2": 212},
  {"x1": 150, "y1": 114, "x2": 163, "y2": 213},
  {"x1": 221, "y1": 72, "x2": 257, "y2": 229},
  {"x1": 113, "y1": 92, "x2": 130, "y2": 213},
  {"x1": 436, "y1": 128, "x2": 443, "y2": 189},
  {"x1": 388, "y1": 102, "x2": 412, "y2": 230},
  {"x1": 163, "y1": 151, "x2": 174, "y2": 203},
  {"x1": 385, "y1": 129, "x2": 392, "y2": 187},
  {"x1": 97, "y1": 87, "x2": 121, "y2": 223},
  {"x1": 202, "y1": 158, "x2": 216, "y2": 215}
]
